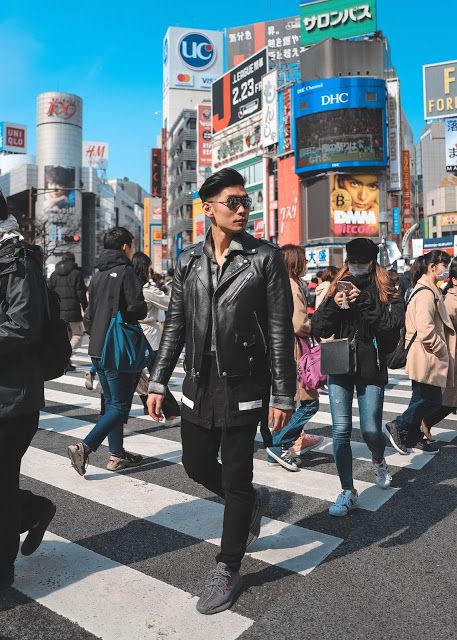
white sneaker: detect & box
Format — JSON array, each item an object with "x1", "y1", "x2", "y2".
[
  {"x1": 328, "y1": 490, "x2": 358, "y2": 517},
  {"x1": 373, "y1": 459, "x2": 392, "y2": 489}
]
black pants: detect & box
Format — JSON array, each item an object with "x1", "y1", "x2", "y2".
[
  {"x1": 0, "y1": 411, "x2": 53, "y2": 577},
  {"x1": 181, "y1": 419, "x2": 257, "y2": 572},
  {"x1": 423, "y1": 406, "x2": 454, "y2": 429}
]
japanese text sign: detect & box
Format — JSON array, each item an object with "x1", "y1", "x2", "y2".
[{"x1": 300, "y1": 0, "x2": 377, "y2": 46}]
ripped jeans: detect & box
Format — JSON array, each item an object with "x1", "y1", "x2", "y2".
[{"x1": 328, "y1": 375, "x2": 385, "y2": 491}]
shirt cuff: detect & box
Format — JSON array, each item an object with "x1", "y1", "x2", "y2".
[
  {"x1": 270, "y1": 395, "x2": 295, "y2": 410},
  {"x1": 148, "y1": 381, "x2": 166, "y2": 395}
]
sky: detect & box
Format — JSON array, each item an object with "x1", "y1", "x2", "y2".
[{"x1": 0, "y1": 0, "x2": 454, "y2": 190}]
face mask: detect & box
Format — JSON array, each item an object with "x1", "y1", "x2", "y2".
[
  {"x1": 436, "y1": 269, "x2": 449, "y2": 281},
  {"x1": 348, "y1": 263, "x2": 371, "y2": 276}
]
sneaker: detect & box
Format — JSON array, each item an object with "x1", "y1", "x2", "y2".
[
  {"x1": 106, "y1": 450, "x2": 144, "y2": 471},
  {"x1": 373, "y1": 459, "x2": 392, "y2": 489},
  {"x1": 293, "y1": 432, "x2": 323, "y2": 456},
  {"x1": 413, "y1": 438, "x2": 439, "y2": 455},
  {"x1": 328, "y1": 490, "x2": 359, "y2": 517},
  {"x1": 265, "y1": 446, "x2": 299, "y2": 471},
  {"x1": 196, "y1": 563, "x2": 243, "y2": 614},
  {"x1": 84, "y1": 371, "x2": 94, "y2": 390},
  {"x1": 383, "y1": 421, "x2": 408, "y2": 455},
  {"x1": 246, "y1": 487, "x2": 270, "y2": 550},
  {"x1": 67, "y1": 442, "x2": 89, "y2": 476},
  {"x1": 21, "y1": 501, "x2": 57, "y2": 556}
]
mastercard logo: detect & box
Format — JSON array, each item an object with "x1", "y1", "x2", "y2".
[{"x1": 177, "y1": 73, "x2": 191, "y2": 82}]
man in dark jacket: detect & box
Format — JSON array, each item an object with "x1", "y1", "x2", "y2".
[
  {"x1": 147, "y1": 168, "x2": 296, "y2": 614},
  {"x1": 67, "y1": 227, "x2": 147, "y2": 475},
  {"x1": 0, "y1": 192, "x2": 56, "y2": 590},
  {"x1": 49, "y1": 251, "x2": 87, "y2": 371}
]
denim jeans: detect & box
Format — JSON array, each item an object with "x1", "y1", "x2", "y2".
[
  {"x1": 328, "y1": 375, "x2": 385, "y2": 491},
  {"x1": 272, "y1": 399, "x2": 319, "y2": 449},
  {"x1": 396, "y1": 380, "x2": 442, "y2": 445},
  {"x1": 83, "y1": 358, "x2": 138, "y2": 454}
]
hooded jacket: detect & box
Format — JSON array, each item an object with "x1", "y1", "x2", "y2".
[
  {"x1": 84, "y1": 249, "x2": 147, "y2": 358},
  {"x1": 49, "y1": 258, "x2": 87, "y2": 322}
]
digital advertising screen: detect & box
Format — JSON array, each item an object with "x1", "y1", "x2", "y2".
[{"x1": 293, "y1": 77, "x2": 387, "y2": 174}]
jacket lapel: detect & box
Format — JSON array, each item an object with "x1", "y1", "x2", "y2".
[
  {"x1": 216, "y1": 254, "x2": 250, "y2": 292},
  {"x1": 194, "y1": 254, "x2": 212, "y2": 294}
]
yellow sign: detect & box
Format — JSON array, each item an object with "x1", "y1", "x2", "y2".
[{"x1": 440, "y1": 212, "x2": 457, "y2": 226}]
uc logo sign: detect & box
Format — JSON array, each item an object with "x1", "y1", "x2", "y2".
[{"x1": 179, "y1": 32, "x2": 216, "y2": 70}]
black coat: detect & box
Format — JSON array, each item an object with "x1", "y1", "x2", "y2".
[
  {"x1": 49, "y1": 260, "x2": 87, "y2": 322},
  {"x1": 0, "y1": 239, "x2": 45, "y2": 417},
  {"x1": 311, "y1": 274, "x2": 405, "y2": 385},
  {"x1": 84, "y1": 250, "x2": 147, "y2": 358},
  {"x1": 149, "y1": 231, "x2": 296, "y2": 428}
]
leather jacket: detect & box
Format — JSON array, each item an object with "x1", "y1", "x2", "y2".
[{"x1": 149, "y1": 230, "x2": 296, "y2": 427}]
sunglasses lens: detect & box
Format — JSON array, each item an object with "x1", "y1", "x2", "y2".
[{"x1": 226, "y1": 196, "x2": 253, "y2": 211}]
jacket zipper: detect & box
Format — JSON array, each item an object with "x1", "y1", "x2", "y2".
[
  {"x1": 191, "y1": 280, "x2": 197, "y2": 379},
  {"x1": 224, "y1": 271, "x2": 253, "y2": 305},
  {"x1": 254, "y1": 311, "x2": 267, "y2": 354}
]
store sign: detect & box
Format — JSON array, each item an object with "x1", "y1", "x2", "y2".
[
  {"x1": 197, "y1": 104, "x2": 212, "y2": 167},
  {"x1": 386, "y1": 79, "x2": 401, "y2": 191},
  {"x1": 402, "y1": 150, "x2": 411, "y2": 211},
  {"x1": 278, "y1": 155, "x2": 301, "y2": 245},
  {"x1": 300, "y1": 0, "x2": 377, "y2": 46},
  {"x1": 392, "y1": 207, "x2": 401, "y2": 234},
  {"x1": 278, "y1": 88, "x2": 292, "y2": 155},
  {"x1": 441, "y1": 212, "x2": 457, "y2": 226},
  {"x1": 445, "y1": 118, "x2": 457, "y2": 171},
  {"x1": 212, "y1": 122, "x2": 261, "y2": 169},
  {"x1": 83, "y1": 141, "x2": 108, "y2": 170},
  {"x1": 423, "y1": 237, "x2": 454, "y2": 256},
  {"x1": 161, "y1": 128, "x2": 167, "y2": 236},
  {"x1": 212, "y1": 48, "x2": 267, "y2": 134},
  {"x1": 47, "y1": 96, "x2": 78, "y2": 120},
  {"x1": 330, "y1": 173, "x2": 381, "y2": 237},
  {"x1": 423, "y1": 60, "x2": 457, "y2": 120},
  {"x1": 150, "y1": 148, "x2": 162, "y2": 197},
  {"x1": 0, "y1": 122, "x2": 27, "y2": 153},
  {"x1": 261, "y1": 70, "x2": 279, "y2": 147},
  {"x1": 305, "y1": 246, "x2": 330, "y2": 269}
]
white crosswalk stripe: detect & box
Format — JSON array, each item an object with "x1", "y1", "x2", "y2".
[{"x1": 14, "y1": 344, "x2": 457, "y2": 638}]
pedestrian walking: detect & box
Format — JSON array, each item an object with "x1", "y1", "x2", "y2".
[
  {"x1": 0, "y1": 193, "x2": 56, "y2": 590},
  {"x1": 147, "y1": 168, "x2": 296, "y2": 614},
  {"x1": 312, "y1": 238, "x2": 404, "y2": 517},
  {"x1": 266, "y1": 244, "x2": 322, "y2": 471},
  {"x1": 67, "y1": 227, "x2": 147, "y2": 475},
  {"x1": 49, "y1": 251, "x2": 87, "y2": 371},
  {"x1": 384, "y1": 250, "x2": 454, "y2": 455}
]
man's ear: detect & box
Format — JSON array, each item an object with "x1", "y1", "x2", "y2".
[{"x1": 202, "y1": 201, "x2": 214, "y2": 221}]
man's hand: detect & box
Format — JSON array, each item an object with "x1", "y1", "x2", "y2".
[
  {"x1": 147, "y1": 393, "x2": 165, "y2": 421},
  {"x1": 269, "y1": 407, "x2": 293, "y2": 433}
]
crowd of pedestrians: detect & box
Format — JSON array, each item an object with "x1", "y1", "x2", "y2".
[{"x1": 1, "y1": 168, "x2": 456, "y2": 614}]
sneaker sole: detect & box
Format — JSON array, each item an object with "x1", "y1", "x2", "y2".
[
  {"x1": 411, "y1": 447, "x2": 439, "y2": 455},
  {"x1": 382, "y1": 425, "x2": 408, "y2": 455},
  {"x1": 265, "y1": 448, "x2": 299, "y2": 472},
  {"x1": 375, "y1": 477, "x2": 392, "y2": 490},
  {"x1": 67, "y1": 447, "x2": 87, "y2": 476},
  {"x1": 107, "y1": 458, "x2": 144, "y2": 471},
  {"x1": 196, "y1": 576, "x2": 243, "y2": 615},
  {"x1": 295, "y1": 440, "x2": 323, "y2": 456}
]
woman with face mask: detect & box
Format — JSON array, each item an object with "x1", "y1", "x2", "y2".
[
  {"x1": 312, "y1": 238, "x2": 405, "y2": 517},
  {"x1": 385, "y1": 250, "x2": 454, "y2": 455}
]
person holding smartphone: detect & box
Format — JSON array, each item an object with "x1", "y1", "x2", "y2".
[{"x1": 312, "y1": 238, "x2": 405, "y2": 517}]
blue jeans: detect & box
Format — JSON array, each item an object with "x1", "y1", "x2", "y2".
[
  {"x1": 396, "y1": 380, "x2": 442, "y2": 445},
  {"x1": 83, "y1": 358, "x2": 138, "y2": 454},
  {"x1": 328, "y1": 375, "x2": 385, "y2": 491},
  {"x1": 272, "y1": 399, "x2": 319, "y2": 449}
]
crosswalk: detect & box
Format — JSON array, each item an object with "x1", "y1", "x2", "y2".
[{"x1": 12, "y1": 344, "x2": 457, "y2": 639}]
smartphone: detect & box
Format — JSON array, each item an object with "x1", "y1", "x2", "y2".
[{"x1": 337, "y1": 280, "x2": 355, "y2": 294}]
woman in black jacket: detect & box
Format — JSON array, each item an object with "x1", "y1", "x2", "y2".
[{"x1": 312, "y1": 238, "x2": 404, "y2": 517}]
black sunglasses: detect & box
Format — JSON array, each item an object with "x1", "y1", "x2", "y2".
[{"x1": 206, "y1": 195, "x2": 253, "y2": 212}]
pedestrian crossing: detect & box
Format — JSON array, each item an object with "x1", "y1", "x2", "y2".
[{"x1": 12, "y1": 344, "x2": 457, "y2": 639}]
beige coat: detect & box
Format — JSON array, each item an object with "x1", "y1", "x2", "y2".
[
  {"x1": 405, "y1": 275, "x2": 455, "y2": 388},
  {"x1": 290, "y1": 278, "x2": 319, "y2": 401},
  {"x1": 442, "y1": 287, "x2": 457, "y2": 406},
  {"x1": 315, "y1": 281, "x2": 330, "y2": 310}
]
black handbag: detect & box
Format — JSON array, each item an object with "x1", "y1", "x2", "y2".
[{"x1": 320, "y1": 331, "x2": 358, "y2": 376}]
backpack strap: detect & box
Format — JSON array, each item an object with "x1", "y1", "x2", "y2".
[{"x1": 404, "y1": 285, "x2": 436, "y2": 356}]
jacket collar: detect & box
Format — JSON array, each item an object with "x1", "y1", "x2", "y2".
[{"x1": 189, "y1": 227, "x2": 259, "y2": 259}]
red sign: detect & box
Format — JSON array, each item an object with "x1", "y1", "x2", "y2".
[
  {"x1": 5, "y1": 126, "x2": 25, "y2": 150},
  {"x1": 197, "y1": 104, "x2": 212, "y2": 167},
  {"x1": 47, "y1": 97, "x2": 78, "y2": 120},
  {"x1": 281, "y1": 89, "x2": 292, "y2": 155},
  {"x1": 402, "y1": 150, "x2": 411, "y2": 211},
  {"x1": 151, "y1": 148, "x2": 162, "y2": 197},
  {"x1": 277, "y1": 155, "x2": 302, "y2": 245}
]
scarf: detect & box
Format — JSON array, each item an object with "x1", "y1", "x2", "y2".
[{"x1": 0, "y1": 214, "x2": 24, "y2": 245}]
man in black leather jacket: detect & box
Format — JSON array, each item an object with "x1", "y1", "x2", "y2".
[{"x1": 147, "y1": 168, "x2": 296, "y2": 614}]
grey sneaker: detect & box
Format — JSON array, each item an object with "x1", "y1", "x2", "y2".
[
  {"x1": 196, "y1": 563, "x2": 243, "y2": 614},
  {"x1": 383, "y1": 421, "x2": 408, "y2": 455},
  {"x1": 246, "y1": 487, "x2": 270, "y2": 550},
  {"x1": 106, "y1": 450, "x2": 144, "y2": 471},
  {"x1": 67, "y1": 442, "x2": 89, "y2": 476}
]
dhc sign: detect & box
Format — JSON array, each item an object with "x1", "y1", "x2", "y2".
[
  {"x1": 179, "y1": 33, "x2": 216, "y2": 70},
  {"x1": 321, "y1": 92, "x2": 349, "y2": 106}
]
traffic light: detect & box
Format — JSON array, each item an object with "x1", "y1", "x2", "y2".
[{"x1": 63, "y1": 234, "x2": 81, "y2": 243}]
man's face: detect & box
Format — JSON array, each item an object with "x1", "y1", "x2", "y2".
[
  {"x1": 342, "y1": 175, "x2": 379, "y2": 211},
  {"x1": 203, "y1": 185, "x2": 252, "y2": 234}
]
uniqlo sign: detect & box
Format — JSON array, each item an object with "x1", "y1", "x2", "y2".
[{"x1": 0, "y1": 122, "x2": 27, "y2": 154}]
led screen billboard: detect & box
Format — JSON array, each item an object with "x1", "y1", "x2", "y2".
[
  {"x1": 330, "y1": 173, "x2": 381, "y2": 237},
  {"x1": 43, "y1": 166, "x2": 75, "y2": 215},
  {"x1": 293, "y1": 77, "x2": 387, "y2": 174}
]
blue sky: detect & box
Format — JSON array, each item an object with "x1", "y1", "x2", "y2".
[{"x1": 0, "y1": 0, "x2": 453, "y2": 190}]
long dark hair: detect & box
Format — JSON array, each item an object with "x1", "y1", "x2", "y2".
[
  {"x1": 446, "y1": 257, "x2": 457, "y2": 289},
  {"x1": 281, "y1": 244, "x2": 306, "y2": 282},
  {"x1": 413, "y1": 250, "x2": 450, "y2": 282},
  {"x1": 132, "y1": 252, "x2": 151, "y2": 286}
]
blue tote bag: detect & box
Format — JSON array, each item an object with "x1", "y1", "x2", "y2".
[{"x1": 100, "y1": 269, "x2": 151, "y2": 373}]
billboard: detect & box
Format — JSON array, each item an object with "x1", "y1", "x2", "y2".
[
  {"x1": 212, "y1": 119, "x2": 261, "y2": 170},
  {"x1": 163, "y1": 27, "x2": 224, "y2": 92},
  {"x1": 445, "y1": 118, "x2": 457, "y2": 172},
  {"x1": 0, "y1": 122, "x2": 27, "y2": 153},
  {"x1": 43, "y1": 166, "x2": 76, "y2": 216},
  {"x1": 386, "y1": 79, "x2": 401, "y2": 191},
  {"x1": 402, "y1": 150, "x2": 411, "y2": 212},
  {"x1": 83, "y1": 141, "x2": 108, "y2": 170},
  {"x1": 197, "y1": 104, "x2": 212, "y2": 167},
  {"x1": 330, "y1": 173, "x2": 381, "y2": 237},
  {"x1": 278, "y1": 88, "x2": 293, "y2": 155},
  {"x1": 278, "y1": 155, "x2": 302, "y2": 245},
  {"x1": 305, "y1": 246, "x2": 331, "y2": 269},
  {"x1": 212, "y1": 48, "x2": 268, "y2": 134},
  {"x1": 293, "y1": 77, "x2": 387, "y2": 174},
  {"x1": 192, "y1": 194, "x2": 206, "y2": 243},
  {"x1": 300, "y1": 0, "x2": 377, "y2": 46},
  {"x1": 423, "y1": 60, "x2": 457, "y2": 120},
  {"x1": 150, "y1": 148, "x2": 162, "y2": 197},
  {"x1": 261, "y1": 70, "x2": 279, "y2": 147}
]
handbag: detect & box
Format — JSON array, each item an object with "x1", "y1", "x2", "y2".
[
  {"x1": 297, "y1": 336, "x2": 327, "y2": 390},
  {"x1": 320, "y1": 331, "x2": 358, "y2": 376},
  {"x1": 100, "y1": 269, "x2": 151, "y2": 373}
]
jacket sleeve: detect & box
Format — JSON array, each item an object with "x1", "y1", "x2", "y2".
[
  {"x1": 311, "y1": 295, "x2": 342, "y2": 339},
  {"x1": 121, "y1": 266, "x2": 147, "y2": 322},
  {"x1": 355, "y1": 291, "x2": 405, "y2": 337},
  {"x1": 292, "y1": 281, "x2": 311, "y2": 337},
  {"x1": 265, "y1": 249, "x2": 296, "y2": 409},
  {"x1": 143, "y1": 285, "x2": 170, "y2": 311},
  {"x1": 411, "y1": 291, "x2": 445, "y2": 354},
  {"x1": 0, "y1": 259, "x2": 44, "y2": 355},
  {"x1": 48, "y1": 272, "x2": 56, "y2": 291},
  {"x1": 148, "y1": 257, "x2": 186, "y2": 394},
  {"x1": 75, "y1": 271, "x2": 88, "y2": 311},
  {"x1": 83, "y1": 280, "x2": 93, "y2": 334}
]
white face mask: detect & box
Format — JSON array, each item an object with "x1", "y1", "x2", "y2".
[
  {"x1": 436, "y1": 269, "x2": 449, "y2": 281},
  {"x1": 348, "y1": 262, "x2": 371, "y2": 276}
]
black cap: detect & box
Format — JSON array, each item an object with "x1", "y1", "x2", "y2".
[
  {"x1": 346, "y1": 238, "x2": 379, "y2": 263},
  {"x1": 0, "y1": 191, "x2": 8, "y2": 221}
]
